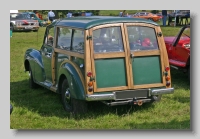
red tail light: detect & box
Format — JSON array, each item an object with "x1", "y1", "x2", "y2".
[
  {"x1": 87, "y1": 71, "x2": 92, "y2": 77},
  {"x1": 88, "y1": 87, "x2": 93, "y2": 92},
  {"x1": 165, "y1": 66, "x2": 170, "y2": 71},
  {"x1": 166, "y1": 81, "x2": 171, "y2": 86}
]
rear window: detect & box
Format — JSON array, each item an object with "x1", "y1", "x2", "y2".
[
  {"x1": 93, "y1": 26, "x2": 124, "y2": 53},
  {"x1": 127, "y1": 26, "x2": 159, "y2": 51}
]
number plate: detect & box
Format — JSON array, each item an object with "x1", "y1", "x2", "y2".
[{"x1": 25, "y1": 26, "x2": 33, "y2": 29}]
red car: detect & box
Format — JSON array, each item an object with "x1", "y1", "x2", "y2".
[{"x1": 164, "y1": 25, "x2": 190, "y2": 80}]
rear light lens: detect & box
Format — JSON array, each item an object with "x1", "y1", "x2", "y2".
[
  {"x1": 166, "y1": 76, "x2": 170, "y2": 81},
  {"x1": 87, "y1": 71, "x2": 92, "y2": 77},
  {"x1": 88, "y1": 87, "x2": 93, "y2": 92},
  {"x1": 88, "y1": 81, "x2": 93, "y2": 87},
  {"x1": 166, "y1": 81, "x2": 171, "y2": 86},
  {"x1": 165, "y1": 66, "x2": 170, "y2": 71}
]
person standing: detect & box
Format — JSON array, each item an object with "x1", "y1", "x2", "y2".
[
  {"x1": 162, "y1": 10, "x2": 168, "y2": 26},
  {"x1": 48, "y1": 10, "x2": 55, "y2": 23}
]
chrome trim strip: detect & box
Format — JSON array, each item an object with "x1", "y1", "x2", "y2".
[{"x1": 151, "y1": 88, "x2": 174, "y2": 95}]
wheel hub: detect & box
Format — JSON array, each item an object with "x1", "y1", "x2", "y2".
[{"x1": 65, "y1": 89, "x2": 71, "y2": 103}]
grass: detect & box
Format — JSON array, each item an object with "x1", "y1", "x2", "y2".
[{"x1": 10, "y1": 23, "x2": 190, "y2": 129}]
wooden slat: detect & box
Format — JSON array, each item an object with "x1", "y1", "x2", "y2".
[
  {"x1": 133, "y1": 83, "x2": 164, "y2": 89},
  {"x1": 155, "y1": 26, "x2": 171, "y2": 88},
  {"x1": 54, "y1": 48, "x2": 84, "y2": 59},
  {"x1": 85, "y1": 29, "x2": 93, "y2": 95},
  {"x1": 96, "y1": 86, "x2": 129, "y2": 92},
  {"x1": 94, "y1": 52, "x2": 125, "y2": 59},
  {"x1": 122, "y1": 23, "x2": 132, "y2": 89},
  {"x1": 132, "y1": 50, "x2": 160, "y2": 57}
]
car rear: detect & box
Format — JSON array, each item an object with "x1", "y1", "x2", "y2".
[{"x1": 84, "y1": 19, "x2": 174, "y2": 106}]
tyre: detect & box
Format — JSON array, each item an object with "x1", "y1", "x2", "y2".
[
  {"x1": 29, "y1": 64, "x2": 38, "y2": 89},
  {"x1": 61, "y1": 79, "x2": 88, "y2": 114}
]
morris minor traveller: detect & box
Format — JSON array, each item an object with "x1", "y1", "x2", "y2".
[{"x1": 24, "y1": 16, "x2": 174, "y2": 114}]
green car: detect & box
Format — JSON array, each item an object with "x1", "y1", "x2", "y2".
[
  {"x1": 22, "y1": 12, "x2": 47, "y2": 27},
  {"x1": 24, "y1": 16, "x2": 174, "y2": 114}
]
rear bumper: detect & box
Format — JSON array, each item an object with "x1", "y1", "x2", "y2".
[{"x1": 86, "y1": 88, "x2": 174, "y2": 101}]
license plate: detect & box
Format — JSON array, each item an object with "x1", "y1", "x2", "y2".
[{"x1": 25, "y1": 26, "x2": 33, "y2": 29}]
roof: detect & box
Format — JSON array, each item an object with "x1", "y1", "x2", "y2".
[{"x1": 54, "y1": 16, "x2": 159, "y2": 29}]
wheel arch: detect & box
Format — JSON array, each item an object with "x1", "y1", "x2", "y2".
[{"x1": 58, "y1": 62, "x2": 86, "y2": 100}]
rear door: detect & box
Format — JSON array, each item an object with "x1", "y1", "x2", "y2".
[
  {"x1": 124, "y1": 23, "x2": 166, "y2": 89},
  {"x1": 90, "y1": 23, "x2": 167, "y2": 92}
]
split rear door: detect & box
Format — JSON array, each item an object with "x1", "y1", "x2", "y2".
[{"x1": 89, "y1": 23, "x2": 167, "y2": 92}]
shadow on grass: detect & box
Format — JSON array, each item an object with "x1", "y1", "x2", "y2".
[
  {"x1": 10, "y1": 68, "x2": 190, "y2": 120},
  {"x1": 10, "y1": 79, "x2": 155, "y2": 119}
]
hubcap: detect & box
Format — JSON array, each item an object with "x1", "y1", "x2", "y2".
[{"x1": 65, "y1": 88, "x2": 71, "y2": 103}]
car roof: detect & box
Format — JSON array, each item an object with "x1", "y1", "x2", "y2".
[{"x1": 54, "y1": 16, "x2": 159, "y2": 29}]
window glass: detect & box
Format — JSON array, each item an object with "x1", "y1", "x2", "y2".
[
  {"x1": 57, "y1": 27, "x2": 72, "y2": 50},
  {"x1": 93, "y1": 26, "x2": 124, "y2": 53},
  {"x1": 72, "y1": 30, "x2": 84, "y2": 53},
  {"x1": 45, "y1": 27, "x2": 55, "y2": 46},
  {"x1": 127, "y1": 26, "x2": 159, "y2": 51}
]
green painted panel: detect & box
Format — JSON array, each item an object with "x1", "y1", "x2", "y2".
[
  {"x1": 95, "y1": 58, "x2": 127, "y2": 88},
  {"x1": 132, "y1": 56, "x2": 162, "y2": 85}
]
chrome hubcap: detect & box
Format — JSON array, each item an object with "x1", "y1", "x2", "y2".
[{"x1": 65, "y1": 88, "x2": 70, "y2": 103}]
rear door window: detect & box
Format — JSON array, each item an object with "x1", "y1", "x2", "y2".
[{"x1": 127, "y1": 26, "x2": 159, "y2": 51}]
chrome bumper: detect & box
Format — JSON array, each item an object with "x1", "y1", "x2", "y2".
[{"x1": 86, "y1": 88, "x2": 174, "y2": 101}]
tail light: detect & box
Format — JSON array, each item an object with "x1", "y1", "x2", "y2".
[
  {"x1": 87, "y1": 71, "x2": 95, "y2": 92},
  {"x1": 164, "y1": 66, "x2": 171, "y2": 87},
  {"x1": 166, "y1": 81, "x2": 171, "y2": 86},
  {"x1": 166, "y1": 76, "x2": 170, "y2": 81},
  {"x1": 87, "y1": 71, "x2": 92, "y2": 77},
  {"x1": 88, "y1": 81, "x2": 93, "y2": 87},
  {"x1": 165, "y1": 66, "x2": 170, "y2": 71}
]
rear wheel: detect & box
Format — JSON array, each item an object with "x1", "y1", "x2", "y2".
[{"x1": 61, "y1": 79, "x2": 88, "y2": 115}]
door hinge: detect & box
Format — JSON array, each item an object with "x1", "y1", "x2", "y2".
[
  {"x1": 87, "y1": 35, "x2": 92, "y2": 40},
  {"x1": 157, "y1": 32, "x2": 162, "y2": 37}
]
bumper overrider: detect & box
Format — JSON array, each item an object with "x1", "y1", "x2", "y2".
[{"x1": 86, "y1": 88, "x2": 174, "y2": 106}]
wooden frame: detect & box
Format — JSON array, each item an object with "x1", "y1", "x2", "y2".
[{"x1": 87, "y1": 23, "x2": 169, "y2": 93}]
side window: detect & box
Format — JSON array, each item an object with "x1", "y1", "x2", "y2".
[
  {"x1": 72, "y1": 30, "x2": 84, "y2": 53},
  {"x1": 57, "y1": 27, "x2": 72, "y2": 50},
  {"x1": 45, "y1": 27, "x2": 55, "y2": 46},
  {"x1": 127, "y1": 26, "x2": 159, "y2": 51},
  {"x1": 93, "y1": 26, "x2": 124, "y2": 53}
]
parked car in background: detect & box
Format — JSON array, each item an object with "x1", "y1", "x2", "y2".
[
  {"x1": 22, "y1": 11, "x2": 47, "y2": 27},
  {"x1": 133, "y1": 12, "x2": 161, "y2": 22},
  {"x1": 156, "y1": 13, "x2": 163, "y2": 21},
  {"x1": 24, "y1": 16, "x2": 174, "y2": 115},
  {"x1": 10, "y1": 13, "x2": 39, "y2": 32},
  {"x1": 164, "y1": 25, "x2": 190, "y2": 80}
]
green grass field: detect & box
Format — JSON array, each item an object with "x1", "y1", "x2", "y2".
[{"x1": 10, "y1": 21, "x2": 190, "y2": 129}]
